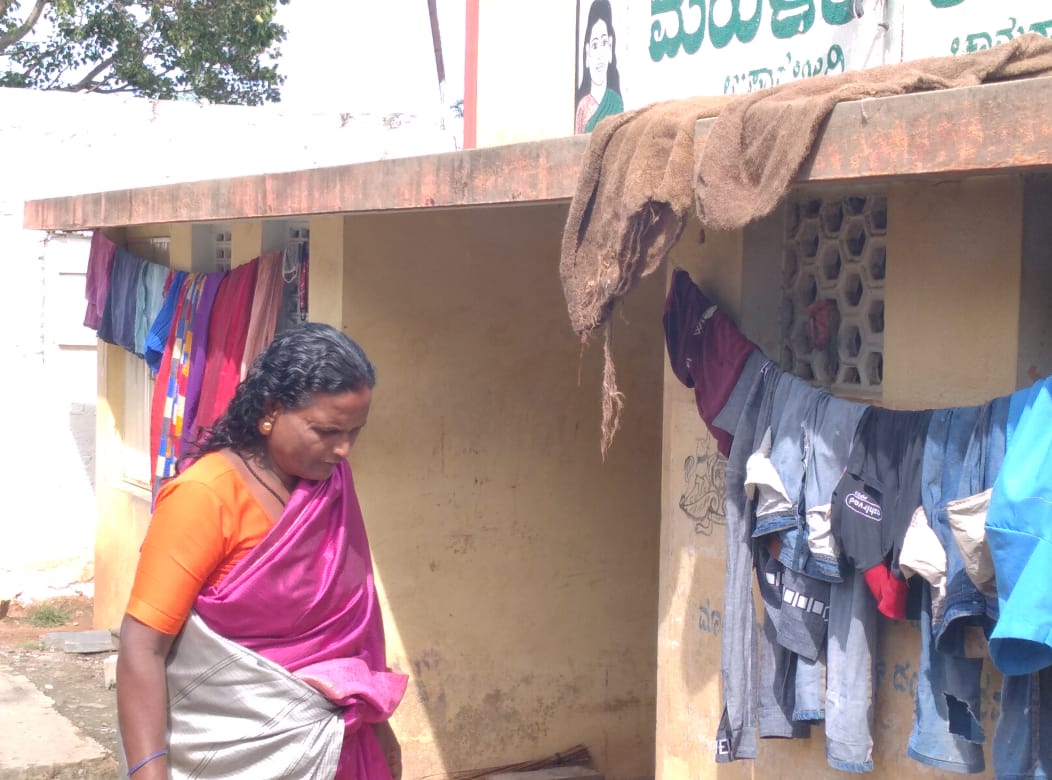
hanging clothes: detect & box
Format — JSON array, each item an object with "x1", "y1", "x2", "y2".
[
  {"x1": 275, "y1": 243, "x2": 310, "y2": 336},
  {"x1": 668, "y1": 256, "x2": 1052, "y2": 776},
  {"x1": 150, "y1": 274, "x2": 205, "y2": 494},
  {"x1": 134, "y1": 262, "x2": 171, "y2": 358},
  {"x1": 192, "y1": 258, "x2": 259, "y2": 438},
  {"x1": 988, "y1": 374, "x2": 1052, "y2": 676},
  {"x1": 663, "y1": 268, "x2": 756, "y2": 456},
  {"x1": 144, "y1": 271, "x2": 189, "y2": 374},
  {"x1": 178, "y1": 272, "x2": 225, "y2": 454},
  {"x1": 98, "y1": 248, "x2": 146, "y2": 352},
  {"x1": 84, "y1": 230, "x2": 118, "y2": 330},
  {"x1": 240, "y1": 250, "x2": 285, "y2": 380},
  {"x1": 829, "y1": 407, "x2": 932, "y2": 621}
]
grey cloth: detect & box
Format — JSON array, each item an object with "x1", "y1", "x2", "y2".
[
  {"x1": 123, "y1": 612, "x2": 345, "y2": 779},
  {"x1": 713, "y1": 349, "x2": 768, "y2": 442},
  {"x1": 825, "y1": 571, "x2": 878, "y2": 772},
  {"x1": 757, "y1": 548, "x2": 812, "y2": 739},
  {"x1": 715, "y1": 359, "x2": 774, "y2": 762}
]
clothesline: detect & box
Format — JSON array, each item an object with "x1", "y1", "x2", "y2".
[{"x1": 82, "y1": 230, "x2": 309, "y2": 495}]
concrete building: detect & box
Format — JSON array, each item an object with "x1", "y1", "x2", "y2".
[
  {"x1": 19, "y1": 1, "x2": 1052, "y2": 777},
  {"x1": 0, "y1": 86, "x2": 456, "y2": 604}
]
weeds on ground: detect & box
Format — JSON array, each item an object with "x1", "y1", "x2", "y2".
[{"x1": 28, "y1": 604, "x2": 71, "y2": 627}]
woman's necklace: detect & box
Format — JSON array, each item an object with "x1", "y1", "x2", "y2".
[{"x1": 235, "y1": 451, "x2": 287, "y2": 507}]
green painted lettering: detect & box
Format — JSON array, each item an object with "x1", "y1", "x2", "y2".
[
  {"x1": 682, "y1": 0, "x2": 707, "y2": 55},
  {"x1": 770, "y1": 0, "x2": 815, "y2": 39},
  {"x1": 826, "y1": 43, "x2": 845, "y2": 73},
  {"x1": 650, "y1": 0, "x2": 686, "y2": 61},
  {"x1": 821, "y1": 0, "x2": 854, "y2": 26},
  {"x1": 649, "y1": 0, "x2": 706, "y2": 61},
  {"x1": 930, "y1": 0, "x2": 965, "y2": 7},
  {"x1": 1031, "y1": 20, "x2": 1052, "y2": 37},
  {"x1": 709, "y1": 0, "x2": 762, "y2": 49}
]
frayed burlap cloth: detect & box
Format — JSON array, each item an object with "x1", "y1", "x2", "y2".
[
  {"x1": 560, "y1": 96, "x2": 732, "y2": 456},
  {"x1": 561, "y1": 33, "x2": 1052, "y2": 456}
]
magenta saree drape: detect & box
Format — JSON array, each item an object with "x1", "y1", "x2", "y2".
[{"x1": 194, "y1": 462, "x2": 407, "y2": 779}]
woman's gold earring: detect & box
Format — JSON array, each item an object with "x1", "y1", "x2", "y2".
[{"x1": 260, "y1": 420, "x2": 274, "y2": 434}]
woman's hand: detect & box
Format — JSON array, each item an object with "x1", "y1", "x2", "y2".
[{"x1": 373, "y1": 720, "x2": 402, "y2": 780}]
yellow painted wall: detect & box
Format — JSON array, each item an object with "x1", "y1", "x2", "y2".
[
  {"x1": 884, "y1": 177, "x2": 1023, "y2": 408},
  {"x1": 97, "y1": 205, "x2": 664, "y2": 777},
  {"x1": 322, "y1": 203, "x2": 663, "y2": 778},
  {"x1": 658, "y1": 176, "x2": 1027, "y2": 779},
  {"x1": 475, "y1": 0, "x2": 575, "y2": 147}
]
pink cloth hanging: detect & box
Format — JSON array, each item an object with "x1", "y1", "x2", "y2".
[
  {"x1": 193, "y1": 258, "x2": 259, "y2": 437},
  {"x1": 240, "y1": 250, "x2": 286, "y2": 380}
]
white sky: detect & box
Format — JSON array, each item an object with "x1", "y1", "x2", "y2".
[{"x1": 274, "y1": 0, "x2": 465, "y2": 114}]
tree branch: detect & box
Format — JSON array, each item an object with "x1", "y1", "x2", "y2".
[
  {"x1": 92, "y1": 83, "x2": 137, "y2": 94},
  {"x1": 0, "y1": 0, "x2": 50, "y2": 53},
  {"x1": 67, "y1": 55, "x2": 115, "y2": 91}
]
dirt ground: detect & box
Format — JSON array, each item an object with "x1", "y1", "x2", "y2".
[{"x1": 0, "y1": 596, "x2": 120, "y2": 772}]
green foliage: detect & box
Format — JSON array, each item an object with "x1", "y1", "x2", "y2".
[
  {"x1": 0, "y1": 0, "x2": 290, "y2": 105},
  {"x1": 27, "y1": 603, "x2": 71, "y2": 627}
]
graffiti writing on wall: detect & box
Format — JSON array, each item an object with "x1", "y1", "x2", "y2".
[
  {"x1": 649, "y1": 0, "x2": 862, "y2": 62},
  {"x1": 679, "y1": 438, "x2": 727, "y2": 535},
  {"x1": 722, "y1": 42, "x2": 845, "y2": 93},
  {"x1": 949, "y1": 16, "x2": 1052, "y2": 54},
  {"x1": 698, "y1": 598, "x2": 724, "y2": 635},
  {"x1": 876, "y1": 658, "x2": 1003, "y2": 723}
]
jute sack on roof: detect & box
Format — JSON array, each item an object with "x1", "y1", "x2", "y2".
[
  {"x1": 560, "y1": 33, "x2": 1052, "y2": 456},
  {"x1": 559, "y1": 96, "x2": 731, "y2": 457},
  {"x1": 560, "y1": 96, "x2": 731, "y2": 338},
  {"x1": 695, "y1": 32, "x2": 1052, "y2": 231}
]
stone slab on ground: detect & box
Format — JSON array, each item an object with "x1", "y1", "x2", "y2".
[
  {"x1": 0, "y1": 666, "x2": 111, "y2": 776},
  {"x1": 42, "y1": 631, "x2": 116, "y2": 654},
  {"x1": 489, "y1": 767, "x2": 604, "y2": 780}
]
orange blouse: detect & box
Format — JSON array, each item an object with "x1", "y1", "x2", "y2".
[{"x1": 127, "y1": 452, "x2": 275, "y2": 635}]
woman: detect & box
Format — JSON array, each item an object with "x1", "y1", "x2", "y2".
[
  {"x1": 575, "y1": 0, "x2": 624, "y2": 134},
  {"x1": 117, "y1": 323, "x2": 406, "y2": 779}
]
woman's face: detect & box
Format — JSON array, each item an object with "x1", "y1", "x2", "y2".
[
  {"x1": 262, "y1": 387, "x2": 372, "y2": 486},
  {"x1": 586, "y1": 18, "x2": 612, "y2": 88}
]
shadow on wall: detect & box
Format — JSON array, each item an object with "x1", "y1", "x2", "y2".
[{"x1": 69, "y1": 402, "x2": 97, "y2": 492}]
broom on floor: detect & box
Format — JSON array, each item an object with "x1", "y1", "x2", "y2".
[{"x1": 435, "y1": 744, "x2": 592, "y2": 780}]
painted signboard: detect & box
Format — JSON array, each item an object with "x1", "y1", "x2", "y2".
[
  {"x1": 900, "y1": 0, "x2": 1052, "y2": 60},
  {"x1": 573, "y1": 0, "x2": 1052, "y2": 133}
]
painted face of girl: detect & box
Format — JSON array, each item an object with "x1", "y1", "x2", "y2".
[{"x1": 586, "y1": 19, "x2": 612, "y2": 88}]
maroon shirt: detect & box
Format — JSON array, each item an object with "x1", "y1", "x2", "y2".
[{"x1": 663, "y1": 268, "x2": 756, "y2": 455}]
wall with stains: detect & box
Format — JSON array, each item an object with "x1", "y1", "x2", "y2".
[
  {"x1": 322, "y1": 202, "x2": 665, "y2": 778},
  {"x1": 656, "y1": 176, "x2": 1052, "y2": 779}
]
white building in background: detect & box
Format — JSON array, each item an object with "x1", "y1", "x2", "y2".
[{"x1": 0, "y1": 87, "x2": 457, "y2": 604}]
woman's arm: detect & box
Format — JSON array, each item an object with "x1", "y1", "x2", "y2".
[{"x1": 117, "y1": 615, "x2": 177, "y2": 780}]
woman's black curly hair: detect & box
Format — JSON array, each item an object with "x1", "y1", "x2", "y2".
[{"x1": 189, "y1": 322, "x2": 375, "y2": 461}]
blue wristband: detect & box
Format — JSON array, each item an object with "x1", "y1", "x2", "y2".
[{"x1": 127, "y1": 748, "x2": 168, "y2": 776}]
